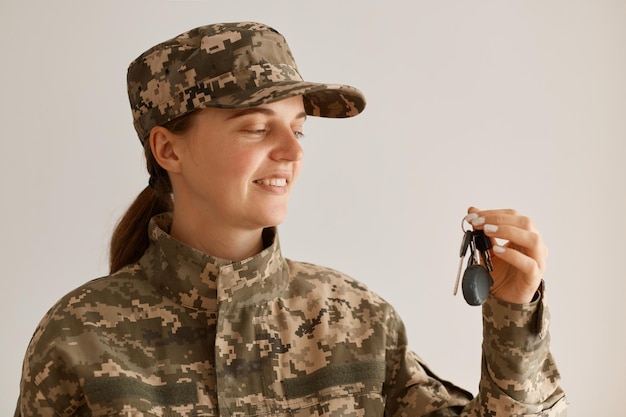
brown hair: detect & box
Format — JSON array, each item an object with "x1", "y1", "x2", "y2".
[{"x1": 109, "y1": 112, "x2": 197, "y2": 273}]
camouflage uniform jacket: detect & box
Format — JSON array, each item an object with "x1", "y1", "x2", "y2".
[{"x1": 16, "y1": 214, "x2": 567, "y2": 416}]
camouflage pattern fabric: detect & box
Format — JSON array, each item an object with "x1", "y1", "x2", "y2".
[
  {"x1": 15, "y1": 213, "x2": 567, "y2": 416},
  {"x1": 127, "y1": 22, "x2": 366, "y2": 142}
]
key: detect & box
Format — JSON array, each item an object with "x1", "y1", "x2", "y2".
[
  {"x1": 472, "y1": 230, "x2": 493, "y2": 271},
  {"x1": 453, "y1": 230, "x2": 473, "y2": 295},
  {"x1": 462, "y1": 264, "x2": 494, "y2": 306}
]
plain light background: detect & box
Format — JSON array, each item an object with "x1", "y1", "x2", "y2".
[{"x1": 2, "y1": 1, "x2": 624, "y2": 415}]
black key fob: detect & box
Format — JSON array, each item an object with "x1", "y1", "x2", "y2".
[{"x1": 462, "y1": 264, "x2": 493, "y2": 306}]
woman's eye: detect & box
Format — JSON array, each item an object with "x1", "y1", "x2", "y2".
[
  {"x1": 241, "y1": 127, "x2": 304, "y2": 140},
  {"x1": 244, "y1": 129, "x2": 268, "y2": 137}
]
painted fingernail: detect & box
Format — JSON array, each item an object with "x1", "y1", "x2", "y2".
[
  {"x1": 484, "y1": 224, "x2": 498, "y2": 233},
  {"x1": 493, "y1": 245, "x2": 505, "y2": 253},
  {"x1": 464, "y1": 213, "x2": 478, "y2": 222},
  {"x1": 471, "y1": 216, "x2": 485, "y2": 226}
]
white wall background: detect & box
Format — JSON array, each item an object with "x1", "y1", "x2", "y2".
[{"x1": 2, "y1": 1, "x2": 624, "y2": 415}]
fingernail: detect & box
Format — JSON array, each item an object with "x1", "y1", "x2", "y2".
[
  {"x1": 493, "y1": 245, "x2": 505, "y2": 253},
  {"x1": 471, "y1": 216, "x2": 485, "y2": 226},
  {"x1": 484, "y1": 224, "x2": 498, "y2": 233},
  {"x1": 464, "y1": 213, "x2": 478, "y2": 222}
]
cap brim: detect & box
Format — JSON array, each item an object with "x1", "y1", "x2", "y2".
[{"x1": 205, "y1": 81, "x2": 366, "y2": 118}]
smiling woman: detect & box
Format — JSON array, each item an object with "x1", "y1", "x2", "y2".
[
  {"x1": 150, "y1": 97, "x2": 307, "y2": 261},
  {"x1": 14, "y1": 22, "x2": 567, "y2": 416}
]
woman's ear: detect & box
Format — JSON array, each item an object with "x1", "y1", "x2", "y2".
[{"x1": 149, "y1": 126, "x2": 182, "y2": 174}]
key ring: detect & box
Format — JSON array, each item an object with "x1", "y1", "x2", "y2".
[{"x1": 461, "y1": 214, "x2": 476, "y2": 233}]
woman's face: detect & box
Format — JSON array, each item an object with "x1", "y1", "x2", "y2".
[{"x1": 170, "y1": 95, "x2": 306, "y2": 233}]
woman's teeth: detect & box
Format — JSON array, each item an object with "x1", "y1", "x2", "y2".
[{"x1": 256, "y1": 178, "x2": 287, "y2": 186}]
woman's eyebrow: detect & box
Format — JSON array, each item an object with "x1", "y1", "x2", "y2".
[{"x1": 226, "y1": 108, "x2": 307, "y2": 121}]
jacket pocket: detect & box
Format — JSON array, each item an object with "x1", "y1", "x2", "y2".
[{"x1": 282, "y1": 360, "x2": 386, "y2": 417}]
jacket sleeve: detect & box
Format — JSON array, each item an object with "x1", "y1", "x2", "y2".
[
  {"x1": 383, "y1": 282, "x2": 568, "y2": 416},
  {"x1": 15, "y1": 304, "x2": 88, "y2": 417}
]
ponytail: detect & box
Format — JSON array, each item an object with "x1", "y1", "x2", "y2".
[
  {"x1": 109, "y1": 186, "x2": 171, "y2": 273},
  {"x1": 109, "y1": 140, "x2": 173, "y2": 273}
]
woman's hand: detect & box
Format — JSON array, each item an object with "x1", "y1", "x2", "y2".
[{"x1": 466, "y1": 207, "x2": 546, "y2": 304}]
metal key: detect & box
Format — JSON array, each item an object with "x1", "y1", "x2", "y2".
[
  {"x1": 472, "y1": 230, "x2": 493, "y2": 271},
  {"x1": 453, "y1": 230, "x2": 473, "y2": 295}
]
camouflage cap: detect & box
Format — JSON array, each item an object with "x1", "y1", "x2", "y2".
[{"x1": 127, "y1": 22, "x2": 366, "y2": 142}]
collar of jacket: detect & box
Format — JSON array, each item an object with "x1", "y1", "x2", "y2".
[{"x1": 138, "y1": 213, "x2": 289, "y2": 311}]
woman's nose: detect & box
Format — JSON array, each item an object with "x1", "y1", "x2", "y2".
[{"x1": 270, "y1": 127, "x2": 304, "y2": 162}]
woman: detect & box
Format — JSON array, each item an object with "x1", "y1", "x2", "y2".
[{"x1": 15, "y1": 22, "x2": 567, "y2": 416}]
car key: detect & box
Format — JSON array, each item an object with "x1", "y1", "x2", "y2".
[{"x1": 453, "y1": 230, "x2": 473, "y2": 295}]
